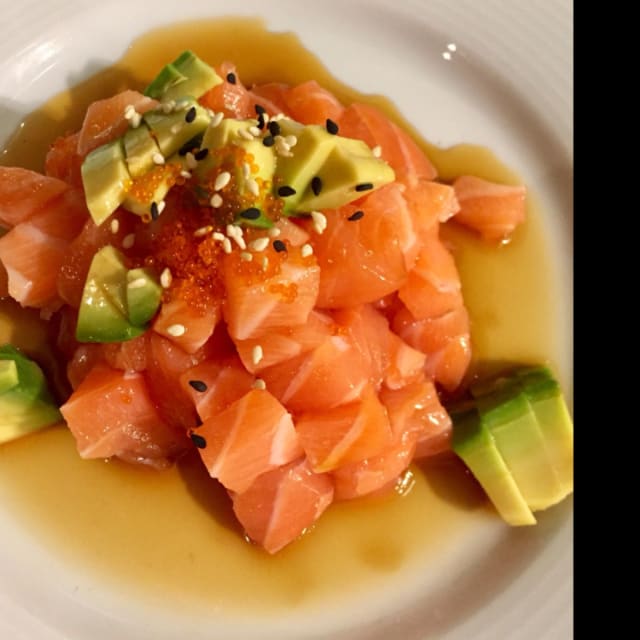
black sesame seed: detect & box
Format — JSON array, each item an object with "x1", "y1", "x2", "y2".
[
  {"x1": 355, "y1": 182, "x2": 374, "y2": 192},
  {"x1": 326, "y1": 118, "x2": 339, "y2": 135},
  {"x1": 194, "y1": 148, "x2": 209, "y2": 161},
  {"x1": 178, "y1": 140, "x2": 198, "y2": 156},
  {"x1": 348, "y1": 210, "x2": 365, "y2": 221},
  {"x1": 277, "y1": 185, "x2": 297, "y2": 197},
  {"x1": 239, "y1": 207, "x2": 261, "y2": 220},
  {"x1": 150, "y1": 201, "x2": 160, "y2": 220},
  {"x1": 273, "y1": 239, "x2": 287, "y2": 252},
  {"x1": 257, "y1": 113, "x2": 266, "y2": 129},
  {"x1": 262, "y1": 135, "x2": 275, "y2": 147},
  {"x1": 190, "y1": 433, "x2": 207, "y2": 449},
  {"x1": 311, "y1": 176, "x2": 323, "y2": 196},
  {"x1": 255, "y1": 104, "x2": 266, "y2": 115},
  {"x1": 188, "y1": 379, "x2": 208, "y2": 392},
  {"x1": 268, "y1": 121, "x2": 281, "y2": 136},
  {"x1": 226, "y1": 72, "x2": 237, "y2": 84},
  {"x1": 185, "y1": 106, "x2": 197, "y2": 123}
]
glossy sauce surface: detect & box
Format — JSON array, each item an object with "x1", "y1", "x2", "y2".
[{"x1": 0, "y1": 18, "x2": 561, "y2": 614}]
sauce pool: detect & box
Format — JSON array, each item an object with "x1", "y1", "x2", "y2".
[{"x1": 0, "y1": 17, "x2": 563, "y2": 615}]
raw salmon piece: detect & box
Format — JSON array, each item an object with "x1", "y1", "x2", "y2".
[
  {"x1": 452, "y1": 175, "x2": 526, "y2": 242},
  {"x1": 179, "y1": 355, "x2": 254, "y2": 421},
  {"x1": 312, "y1": 184, "x2": 409, "y2": 308},
  {"x1": 145, "y1": 332, "x2": 210, "y2": 431},
  {"x1": 60, "y1": 363, "x2": 189, "y2": 468},
  {"x1": 45, "y1": 131, "x2": 83, "y2": 187},
  {"x1": 248, "y1": 82, "x2": 290, "y2": 115},
  {"x1": 0, "y1": 167, "x2": 69, "y2": 227},
  {"x1": 393, "y1": 305, "x2": 472, "y2": 392},
  {"x1": 259, "y1": 332, "x2": 370, "y2": 413},
  {"x1": 296, "y1": 385, "x2": 393, "y2": 472},
  {"x1": 153, "y1": 296, "x2": 220, "y2": 354},
  {"x1": 283, "y1": 81, "x2": 344, "y2": 125},
  {"x1": 385, "y1": 332, "x2": 427, "y2": 390},
  {"x1": 273, "y1": 217, "x2": 309, "y2": 247},
  {"x1": 101, "y1": 332, "x2": 149, "y2": 372},
  {"x1": 380, "y1": 379, "x2": 452, "y2": 457},
  {"x1": 222, "y1": 246, "x2": 320, "y2": 341},
  {"x1": 398, "y1": 236, "x2": 463, "y2": 320},
  {"x1": 234, "y1": 310, "x2": 333, "y2": 374},
  {"x1": 196, "y1": 389, "x2": 303, "y2": 493},
  {"x1": 231, "y1": 457, "x2": 334, "y2": 554},
  {"x1": 77, "y1": 90, "x2": 158, "y2": 157},
  {"x1": 199, "y1": 62, "x2": 253, "y2": 119},
  {"x1": 337, "y1": 103, "x2": 437, "y2": 186},
  {"x1": 404, "y1": 180, "x2": 460, "y2": 238}
]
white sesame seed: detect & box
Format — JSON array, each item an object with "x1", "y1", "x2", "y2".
[
  {"x1": 122, "y1": 233, "x2": 135, "y2": 249},
  {"x1": 160, "y1": 267, "x2": 172, "y2": 289},
  {"x1": 211, "y1": 112, "x2": 224, "y2": 127},
  {"x1": 277, "y1": 148, "x2": 294, "y2": 158},
  {"x1": 153, "y1": 152, "x2": 165, "y2": 165},
  {"x1": 185, "y1": 152, "x2": 198, "y2": 170},
  {"x1": 157, "y1": 200, "x2": 166, "y2": 214},
  {"x1": 274, "y1": 136, "x2": 290, "y2": 154},
  {"x1": 372, "y1": 145, "x2": 382, "y2": 158},
  {"x1": 284, "y1": 135, "x2": 297, "y2": 147},
  {"x1": 249, "y1": 237, "x2": 269, "y2": 252},
  {"x1": 252, "y1": 345, "x2": 264, "y2": 366},
  {"x1": 242, "y1": 162, "x2": 251, "y2": 180},
  {"x1": 170, "y1": 123, "x2": 183, "y2": 135},
  {"x1": 249, "y1": 125, "x2": 262, "y2": 137},
  {"x1": 240, "y1": 251, "x2": 253, "y2": 262},
  {"x1": 222, "y1": 237, "x2": 233, "y2": 254},
  {"x1": 301, "y1": 243, "x2": 313, "y2": 258},
  {"x1": 214, "y1": 171, "x2": 231, "y2": 191},
  {"x1": 267, "y1": 227, "x2": 281, "y2": 238},
  {"x1": 310, "y1": 211, "x2": 327, "y2": 234},
  {"x1": 130, "y1": 113, "x2": 142, "y2": 128},
  {"x1": 238, "y1": 128, "x2": 254, "y2": 141},
  {"x1": 212, "y1": 231, "x2": 226, "y2": 242},
  {"x1": 124, "y1": 105, "x2": 136, "y2": 120},
  {"x1": 210, "y1": 193, "x2": 223, "y2": 208},
  {"x1": 246, "y1": 178, "x2": 260, "y2": 197},
  {"x1": 261, "y1": 113, "x2": 270, "y2": 125},
  {"x1": 194, "y1": 225, "x2": 213, "y2": 237},
  {"x1": 110, "y1": 219, "x2": 120, "y2": 234},
  {"x1": 261, "y1": 255, "x2": 269, "y2": 270},
  {"x1": 226, "y1": 224, "x2": 246, "y2": 250},
  {"x1": 252, "y1": 378, "x2": 266, "y2": 390},
  {"x1": 180, "y1": 170, "x2": 192, "y2": 179},
  {"x1": 161, "y1": 100, "x2": 176, "y2": 114},
  {"x1": 127, "y1": 277, "x2": 147, "y2": 289},
  {"x1": 272, "y1": 113, "x2": 285, "y2": 121},
  {"x1": 167, "y1": 324, "x2": 186, "y2": 337}
]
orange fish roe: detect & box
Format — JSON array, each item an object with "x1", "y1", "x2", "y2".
[
  {"x1": 226, "y1": 243, "x2": 288, "y2": 284},
  {"x1": 127, "y1": 162, "x2": 182, "y2": 207}
]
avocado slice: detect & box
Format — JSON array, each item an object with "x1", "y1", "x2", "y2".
[
  {"x1": 126, "y1": 267, "x2": 162, "y2": 326},
  {"x1": 516, "y1": 366, "x2": 574, "y2": 496},
  {"x1": 144, "y1": 50, "x2": 222, "y2": 101},
  {"x1": 471, "y1": 376, "x2": 566, "y2": 512},
  {"x1": 0, "y1": 344, "x2": 62, "y2": 444},
  {"x1": 81, "y1": 139, "x2": 132, "y2": 225},
  {"x1": 76, "y1": 245, "x2": 145, "y2": 343},
  {"x1": 273, "y1": 120, "x2": 338, "y2": 213},
  {"x1": 295, "y1": 138, "x2": 395, "y2": 211},
  {"x1": 143, "y1": 98, "x2": 211, "y2": 158},
  {"x1": 451, "y1": 405, "x2": 536, "y2": 526},
  {"x1": 123, "y1": 122, "x2": 161, "y2": 179}
]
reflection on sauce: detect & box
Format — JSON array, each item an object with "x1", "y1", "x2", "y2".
[{"x1": 0, "y1": 17, "x2": 560, "y2": 614}]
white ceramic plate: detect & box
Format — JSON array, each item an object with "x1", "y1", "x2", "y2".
[{"x1": 0, "y1": 1, "x2": 573, "y2": 638}]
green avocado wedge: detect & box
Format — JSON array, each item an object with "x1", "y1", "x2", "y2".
[{"x1": 0, "y1": 345, "x2": 62, "y2": 444}]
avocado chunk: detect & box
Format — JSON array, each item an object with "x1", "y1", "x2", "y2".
[
  {"x1": 143, "y1": 98, "x2": 211, "y2": 158},
  {"x1": 0, "y1": 344, "x2": 62, "y2": 444},
  {"x1": 81, "y1": 139, "x2": 132, "y2": 225},
  {"x1": 123, "y1": 122, "x2": 161, "y2": 179},
  {"x1": 516, "y1": 366, "x2": 574, "y2": 496},
  {"x1": 76, "y1": 246, "x2": 145, "y2": 343},
  {"x1": 295, "y1": 137, "x2": 395, "y2": 211},
  {"x1": 144, "y1": 50, "x2": 222, "y2": 101},
  {"x1": 452, "y1": 405, "x2": 536, "y2": 525},
  {"x1": 273, "y1": 120, "x2": 338, "y2": 213},
  {"x1": 198, "y1": 118, "x2": 277, "y2": 227},
  {"x1": 472, "y1": 376, "x2": 566, "y2": 512},
  {"x1": 126, "y1": 267, "x2": 162, "y2": 326}
]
